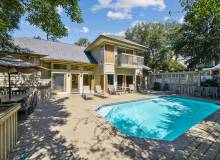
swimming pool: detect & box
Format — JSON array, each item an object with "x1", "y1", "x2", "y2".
[{"x1": 97, "y1": 96, "x2": 220, "y2": 141}]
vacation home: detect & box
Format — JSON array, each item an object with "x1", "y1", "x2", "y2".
[{"x1": 1, "y1": 35, "x2": 148, "y2": 94}]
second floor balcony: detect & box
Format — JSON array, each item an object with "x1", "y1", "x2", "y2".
[{"x1": 116, "y1": 53, "x2": 144, "y2": 68}]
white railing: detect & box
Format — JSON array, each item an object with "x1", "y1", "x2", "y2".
[{"x1": 116, "y1": 53, "x2": 144, "y2": 68}]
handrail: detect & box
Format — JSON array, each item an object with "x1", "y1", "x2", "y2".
[
  {"x1": 116, "y1": 54, "x2": 144, "y2": 66},
  {"x1": 0, "y1": 103, "x2": 20, "y2": 160}
]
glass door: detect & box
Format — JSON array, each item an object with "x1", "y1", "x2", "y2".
[
  {"x1": 72, "y1": 74, "x2": 79, "y2": 93},
  {"x1": 83, "y1": 74, "x2": 93, "y2": 89},
  {"x1": 53, "y1": 73, "x2": 66, "y2": 92}
]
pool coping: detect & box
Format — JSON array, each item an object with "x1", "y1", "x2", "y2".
[{"x1": 92, "y1": 94, "x2": 220, "y2": 144}]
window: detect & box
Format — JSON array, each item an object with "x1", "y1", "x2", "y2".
[
  {"x1": 71, "y1": 65, "x2": 79, "y2": 70},
  {"x1": 107, "y1": 74, "x2": 114, "y2": 85},
  {"x1": 53, "y1": 64, "x2": 67, "y2": 70},
  {"x1": 117, "y1": 47, "x2": 133, "y2": 55}
]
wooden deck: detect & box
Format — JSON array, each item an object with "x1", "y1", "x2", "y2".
[{"x1": 8, "y1": 94, "x2": 220, "y2": 160}]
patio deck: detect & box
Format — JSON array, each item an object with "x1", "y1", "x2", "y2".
[{"x1": 9, "y1": 93, "x2": 220, "y2": 160}]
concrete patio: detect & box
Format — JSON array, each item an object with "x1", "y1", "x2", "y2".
[{"x1": 9, "y1": 93, "x2": 220, "y2": 160}]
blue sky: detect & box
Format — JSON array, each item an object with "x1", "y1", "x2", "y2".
[{"x1": 14, "y1": 0, "x2": 184, "y2": 44}]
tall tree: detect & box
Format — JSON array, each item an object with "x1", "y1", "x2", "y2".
[
  {"x1": 176, "y1": 0, "x2": 220, "y2": 68},
  {"x1": 74, "y1": 38, "x2": 90, "y2": 47},
  {"x1": 126, "y1": 22, "x2": 185, "y2": 71},
  {"x1": 0, "y1": 0, "x2": 83, "y2": 49}
]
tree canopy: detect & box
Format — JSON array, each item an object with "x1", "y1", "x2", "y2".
[
  {"x1": 0, "y1": 0, "x2": 83, "y2": 49},
  {"x1": 74, "y1": 38, "x2": 90, "y2": 47},
  {"x1": 176, "y1": 0, "x2": 220, "y2": 68},
  {"x1": 126, "y1": 22, "x2": 185, "y2": 71}
]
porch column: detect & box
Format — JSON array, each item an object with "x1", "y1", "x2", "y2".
[
  {"x1": 66, "y1": 73, "x2": 72, "y2": 93},
  {"x1": 114, "y1": 74, "x2": 117, "y2": 89},
  {"x1": 91, "y1": 75, "x2": 95, "y2": 93},
  {"x1": 79, "y1": 73, "x2": 83, "y2": 94},
  {"x1": 103, "y1": 74, "x2": 108, "y2": 93},
  {"x1": 123, "y1": 75, "x2": 126, "y2": 89}
]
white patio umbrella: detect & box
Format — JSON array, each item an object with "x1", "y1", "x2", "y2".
[
  {"x1": 142, "y1": 65, "x2": 151, "y2": 70},
  {"x1": 0, "y1": 55, "x2": 47, "y2": 99}
]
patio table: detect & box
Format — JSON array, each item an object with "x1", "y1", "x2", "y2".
[{"x1": 0, "y1": 94, "x2": 28, "y2": 104}]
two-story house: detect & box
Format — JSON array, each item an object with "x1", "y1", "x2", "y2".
[{"x1": 2, "y1": 35, "x2": 148, "y2": 94}]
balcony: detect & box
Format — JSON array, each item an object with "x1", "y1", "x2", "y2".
[{"x1": 116, "y1": 53, "x2": 144, "y2": 68}]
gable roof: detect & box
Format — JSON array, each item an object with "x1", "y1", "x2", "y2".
[
  {"x1": 103, "y1": 35, "x2": 147, "y2": 48},
  {"x1": 85, "y1": 34, "x2": 147, "y2": 52},
  {"x1": 13, "y1": 37, "x2": 97, "y2": 64}
]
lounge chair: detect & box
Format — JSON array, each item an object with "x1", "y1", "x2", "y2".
[
  {"x1": 95, "y1": 85, "x2": 108, "y2": 98},
  {"x1": 115, "y1": 86, "x2": 125, "y2": 95},
  {"x1": 128, "y1": 84, "x2": 135, "y2": 93},
  {"x1": 108, "y1": 85, "x2": 115, "y2": 94},
  {"x1": 138, "y1": 84, "x2": 151, "y2": 94},
  {"x1": 82, "y1": 86, "x2": 94, "y2": 100}
]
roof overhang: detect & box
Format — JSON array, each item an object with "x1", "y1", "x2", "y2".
[
  {"x1": 85, "y1": 35, "x2": 147, "y2": 52},
  {"x1": 0, "y1": 51, "x2": 47, "y2": 58},
  {"x1": 42, "y1": 58, "x2": 97, "y2": 66}
]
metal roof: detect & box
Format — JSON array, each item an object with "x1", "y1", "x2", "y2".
[
  {"x1": 102, "y1": 35, "x2": 147, "y2": 48},
  {"x1": 0, "y1": 55, "x2": 38, "y2": 68},
  {"x1": 13, "y1": 37, "x2": 97, "y2": 64}
]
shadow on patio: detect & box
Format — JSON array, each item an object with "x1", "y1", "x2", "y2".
[{"x1": 9, "y1": 96, "x2": 86, "y2": 160}]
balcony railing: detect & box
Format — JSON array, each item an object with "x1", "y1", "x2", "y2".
[{"x1": 116, "y1": 53, "x2": 144, "y2": 68}]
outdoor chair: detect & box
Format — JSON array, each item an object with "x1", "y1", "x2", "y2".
[
  {"x1": 11, "y1": 89, "x2": 26, "y2": 95},
  {"x1": 138, "y1": 84, "x2": 151, "y2": 94},
  {"x1": 95, "y1": 85, "x2": 108, "y2": 98},
  {"x1": 115, "y1": 86, "x2": 124, "y2": 95},
  {"x1": 108, "y1": 85, "x2": 116, "y2": 95},
  {"x1": 128, "y1": 84, "x2": 135, "y2": 93},
  {"x1": 82, "y1": 86, "x2": 94, "y2": 100}
]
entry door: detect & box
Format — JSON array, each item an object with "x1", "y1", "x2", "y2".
[
  {"x1": 126, "y1": 75, "x2": 133, "y2": 87},
  {"x1": 117, "y1": 75, "x2": 123, "y2": 87},
  {"x1": 72, "y1": 74, "x2": 79, "y2": 93},
  {"x1": 53, "y1": 73, "x2": 66, "y2": 92}
]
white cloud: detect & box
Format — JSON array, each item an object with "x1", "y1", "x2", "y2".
[
  {"x1": 92, "y1": 0, "x2": 165, "y2": 11},
  {"x1": 92, "y1": 0, "x2": 112, "y2": 11},
  {"x1": 107, "y1": 11, "x2": 132, "y2": 20},
  {"x1": 103, "y1": 31, "x2": 125, "y2": 37},
  {"x1": 56, "y1": 6, "x2": 63, "y2": 15},
  {"x1": 65, "y1": 25, "x2": 71, "y2": 32},
  {"x1": 131, "y1": 20, "x2": 144, "y2": 27},
  {"x1": 92, "y1": 0, "x2": 166, "y2": 20},
  {"x1": 179, "y1": 16, "x2": 185, "y2": 24},
  {"x1": 80, "y1": 27, "x2": 89, "y2": 33}
]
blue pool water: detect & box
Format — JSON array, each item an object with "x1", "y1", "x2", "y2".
[{"x1": 97, "y1": 96, "x2": 220, "y2": 141}]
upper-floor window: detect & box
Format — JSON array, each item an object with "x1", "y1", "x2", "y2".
[
  {"x1": 53, "y1": 64, "x2": 67, "y2": 70},
  {"x1": 117, "y1": 47, "x2": 133, "y2": 55}
]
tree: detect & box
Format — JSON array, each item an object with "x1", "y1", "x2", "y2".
[
  {"x1": 125, "y1": 22, "x2": 185, "y2": 71},
  {"x1": 74, "y1": 38, "x2": 90, "y2": 47},
  {"x1": 0, "y1": 0, "x2": 83, "y2": 49},
  {"x1": 176, "y1": 0, "x2": 220, "y2": 68}
]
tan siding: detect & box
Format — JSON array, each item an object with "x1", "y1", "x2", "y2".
[{"x1": 104, "y1": 45, "x2": 114, "y2": 64}]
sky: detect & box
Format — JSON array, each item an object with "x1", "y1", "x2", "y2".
[{"x1": 14, "y1": 0, "x2": 184, "y2": 44}]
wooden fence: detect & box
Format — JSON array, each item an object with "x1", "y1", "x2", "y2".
[
  {"x1": 0, "y1": 104, "x2": 20, "y2": 160},
  {"x1": 172, "y1": 84, "x2": 220, "y2": 99}
]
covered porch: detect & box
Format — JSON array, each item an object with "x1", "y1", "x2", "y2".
[
  {"x1": 49, "y1": 60, "x2": 96, "y2": 94},
  {"x1": 95, "y1": 68, "x2": 144, "y2": 93}
]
